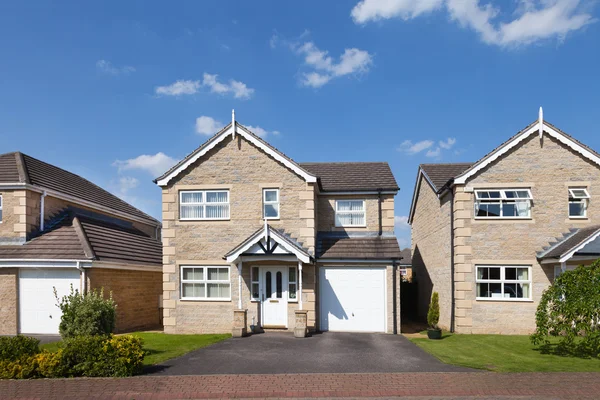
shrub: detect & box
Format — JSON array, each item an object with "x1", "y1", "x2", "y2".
[
  {"x1": 0, "y1": 336, "x2": 40, "y2": 361},
  {"x1": 35, "y1": 350, "x2": 64, "y2": 378},
  {"x1": 531, "y1": 260, "x2": 600, "y2": 358},
  {"x1": 427, "y1": 292, "x2": 440, "y2": 329},
  {"x1": 55, "y1": 285, "x2": 116, "y2": 339}
]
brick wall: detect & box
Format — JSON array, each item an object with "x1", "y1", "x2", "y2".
[
  {"x1": 454, "y1": 133, "x2": 600, "y2": 334},
  {"x1": 0, "y1": 268, "x2": 18, "y2": 335},
  {"x1": 411, "y1": 175, "x2": 453, "y2": 329},
  {"x1": 316, "y1": 194, "x2": 395, "y2": 233},
  {"x1": 88, "y1": 268, "x2": 162, "y2": 333},
  {"x1": 161, "y1": 135, "x2": 317, "y2": 333}
]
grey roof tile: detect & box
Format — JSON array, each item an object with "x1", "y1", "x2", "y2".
[
  {"x1": 538, "y1": 225, "x2": 600, "y2": 260},
  {"x1": 316, "y1": 235, "x2": 402, "y2": 259},
  {"x1": 300, "y1": 162, "x2": 399, "y2": 192},
  {"x1": 420, "y1": 163, "x2": 474, "y2": 192}
]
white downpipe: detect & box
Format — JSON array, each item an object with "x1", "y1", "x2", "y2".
[
  {"x1": 298, "y1": 260, "x2": 303, "y2": 311},
  {"x1": 40, "y1": 191, "x2": 47, "y2": 231},
  {"x1": 76, "y1": 261, "x2": 86, "y2": 293},
  {"x1": 237, "y1": 261, "x2": 242, "y2": 309}
]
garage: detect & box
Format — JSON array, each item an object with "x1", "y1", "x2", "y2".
[
  {"x1": 319, "y1": 266, "x2": 386, "y2": 333},
  {"x1": 19, "y1": 268, "x2": 81, "y2": 334}
]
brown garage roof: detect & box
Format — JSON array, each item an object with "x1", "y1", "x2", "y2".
[
  {"x1": 316, "y1": 235, "x2": 402, "y2": 259},
  {"x1": 420, "y1": 163, "x2": 474, "y2": 192},
  {"x1": 300, "y1": 162, "x2": 399, "y2": 192},
  {"x1": 0, "y1": 208, "x2": 162, "y2": 266},
  {"x1": 0, "y1": 152, "x2": 159, "y2": 225}
]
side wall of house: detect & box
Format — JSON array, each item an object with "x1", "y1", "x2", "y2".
[
  {"x1": 0, "y1": 268, "x2": 18, "y2": 335},
  {"x1": 316, "y1": 194, "x2": 395, "y2": 233},
  {"x1": 88, "y1": 268, "x2": 162, "y2": 333},
  {"x1": 454, "y1": 133, "x2": 600, "y2": 334},
  {"x1": 161, "y1": 135, "x2": 317, "y2": 333},
  {"x1": 411, "y1": 176, "x2": 452, "y2": 329},
  {"x1": 0, "y1": 190, "x2": 40, "y2": 244}
]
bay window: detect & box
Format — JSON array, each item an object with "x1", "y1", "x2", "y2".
[
  {"x1": 335, "y1": 200, "x2": 366, "y2": 227},
  {"x1": 476, "y1": 265, "x2": 531, "y2": 301},
  {"x1": 180, "y1": 266, "x2": 231, "y2": 300},
  {"x1": 180, "y1": 190, "x2": 229, "y2": 220},
  {"x1": 568, "y1": 188, "x2": 590, "y2": 218},
  {"x1": 474, "y1": 189, "x2": 532, "y2": 218}
]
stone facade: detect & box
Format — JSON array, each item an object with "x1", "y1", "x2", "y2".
[
  {"x1": 87, "y1": 268, "x2": 162, "y2": 333},
  {"x1": 413, "y1": 132, "x2": 600, "y2": 335},
  {"x1": 411, "y1": 175, "x2": 453, "y2": 329},
  {"x1": 0, "y1": 268, "x2": 18, "y2": 335}
]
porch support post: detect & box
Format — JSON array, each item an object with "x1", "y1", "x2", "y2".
[
  {"x1": 237, "y1": 261, "x2": 243, "y2": 310},
  {"x1": 298, "y1": 260, "x2": 303, "y2": 311},
  {"x1": 561, "y1": 262, "x2": 567, "y2": 274}
]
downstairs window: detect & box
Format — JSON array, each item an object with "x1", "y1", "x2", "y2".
[{"x1": 476, "y1": 265, "x2": 531, "y2": 301}]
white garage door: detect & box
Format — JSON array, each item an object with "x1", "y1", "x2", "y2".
[
  {"x1": 319, "y1": 267, "x2": 386, "y2": 333},
  {"x1": 19, "y1": 268, "x2": 80, "y2": 334}
]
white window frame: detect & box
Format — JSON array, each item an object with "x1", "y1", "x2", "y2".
[
  {"x1": 179, "y1": 190, "x2": 230, "y2": 221},
  {"x1": 262, "y1": 189, "x2": 280, "y2": 220},
  {"x1": 474, "y1": 189, "x2": 533, "y2": 219},
  {"x1": 475, "y1": 265, "x2": 532, "y2": 302},
  {"x1": 568, "y1": 188, "x2": 590, "y2": 219},
  {"x1": 180, "y1": 265, "x2": 231, "y2": 301},
  {"x1": 288, "y1": 266, "x2": 298, "y2": 302},
  {"x1": 0, "y1": 194, "x2": 3, "y2": 223},
  {"x1": 335, "y1": 199, "x2": 366, "y2": 227},
  {"x1": 250, "y1": 267, "x2": 260, "y2": 301}
]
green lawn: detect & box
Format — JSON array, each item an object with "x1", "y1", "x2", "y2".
[
  {"x1": 41, "y1": 332, "x2": 231, "y2": 367},
  {"x1": 409, "y1": 332, "x2": 600, "y2": 372}
]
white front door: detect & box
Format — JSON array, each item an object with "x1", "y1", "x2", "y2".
[
  {"x1": 319, "y1": 267, "x2": 386, "y2": 333},
  {"x1": 19, "y1": 268, "x2": 81, "y2": 334},
  {"x1": 261, "y1": 267, "x2": 288, "y2": 328}
]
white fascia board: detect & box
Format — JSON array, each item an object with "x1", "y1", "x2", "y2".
[
  {"x1": 319, "y1": 190, "x2": 397, "y2": 196},
  {"x1": 157, "y1": 125, "x2": 317, "y2": 187},
  {"x1": 90, "y1": 261, "x2": 162, "y2": 272},
  {"x1": 226, "y1": 228, "x2": 311, "y2": 264},
  {"x1": 559, "y1": 229, "x2": 600, "y2": 263},
  {"x1": 455, "y1": 123, "x2": 600, "y2": 185},
  {"x1": 317, "y1": 259, "x2": 397, "y2": 264},
  {"x1": 408, "y1": 168, "x2": 438, "y2": 224},
  {"x1": 0, "y1": 259, "x2": 92, "y2": 268}
]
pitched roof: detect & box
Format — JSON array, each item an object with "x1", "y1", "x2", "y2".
[
  {"x1": 300, "y1": 162, "x2": 399, "y2": 192},
  {"x1": 420, "y1": 163, "x2": 474, "y2": 192},
  {"x1": 0, "y1": 208, "x2": 162, "y2": 266},
  {"x1": 399, "y1": 248, "x2": 412, "y2": 266},
  {"x1": 316, "y1": 235, "x2": 402, "y2": 259},
  {"x1": 0, "y1": 152, "x2": 159, "y2": 225},
  {"x1": 155, "y1": 123, "x2": 317, "y2": 186},
  {"x1": 537, "y1": 225, "x2": 600, "y2": 261}
]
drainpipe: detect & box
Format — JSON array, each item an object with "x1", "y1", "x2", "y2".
[
  {"x1": 40, "y1": 191, "x2": 47, "y2": 231},
  {"x1": 377, "y1": 189, "x2": 383, "y2": 236},
  {"x1": 237, "y1": 261, "x2": 242, "y2": 310},
  {"x1": 76, "y1": 261, "x2": 87, "y2": 293},
  {"x1": 449, "y1": 188, "x2": 456, "y2": 333},
  {"x1": 392, "y1": 259, "x2": 398, "y2": 334}
]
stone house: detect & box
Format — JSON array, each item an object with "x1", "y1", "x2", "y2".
[
  {"x1": 0, "y1": 152, "x2": 162, "y2": 335},
  {"x1": 155, "y1": 115, "x2": 404, "y2": 336},
  {"x1": 409, "y1": 114, "x2": 600, "y2": 334}
]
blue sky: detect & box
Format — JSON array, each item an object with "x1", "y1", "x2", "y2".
[{"x1": 1, "y1": 0, "x2": 599, "y2": 248}]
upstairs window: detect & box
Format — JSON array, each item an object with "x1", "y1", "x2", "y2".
[
  {"x1": 180, "y1": 190, "x2": 229, "y2": 220},
  {"x1": 474, "y1": 189, "x2": 532, "y2": 219},
  {"x1": 568, "y1": 188, "x2": 590, "y2": 218},
  {"x1": 263, "y1": 189, "x2": 280, "y2": 219},
  {"x1": 0, "y1": 194, "x2": 2, "y2": 222},
  {"x1": 335, "y1": 200, "x2": 365, "y2": 227}
]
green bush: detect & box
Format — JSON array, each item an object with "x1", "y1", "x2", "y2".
[
  {"x1": 427, "y1": 292, "x2": 440, "y2": 329},
  {"x1": 531, "y1": 260, "x2": 600, "y2": 358},
  {"x1": 0, "y1": 336, "x2": 40, "y2": 361},
  {"x1": 0, "y1": 335, "x2": 145, "y2": 379},
  {"x1": 55, "y1": 285, "x2": 116, "y2": 339}
]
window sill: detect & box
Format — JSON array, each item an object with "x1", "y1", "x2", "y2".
[
  {"x1": 179, "y1": 298, "x2": 232, "y2": 302},
  {"x1": 568, "y1": 216, "x2": 588, "y2": 220},
  {"x1": 476, "y1": 297, "x2": 533, "y2": 302},
  {"x1": 472, "y1": 218, "x2": 535, "y2": 224},
  {"x1": 179, "y1": 219, "x2": 231, "y2": 222},
  {"x1": 334, "y1": 225, "x2": 367, "y2": 228}
]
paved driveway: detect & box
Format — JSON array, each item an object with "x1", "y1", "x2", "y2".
[{"x1": 148, "y1": 332, "x2": 473, "y2": 375}]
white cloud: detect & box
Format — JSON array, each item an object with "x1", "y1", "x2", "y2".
[
  {"x1": 439, "y1": 137, "x2": 457, "y2": 149},
  {"x1": 296, "y1": 42, "x2": 373, "y2": 88},
  {"x1": 195, "y1": 116, "x2": 223, "y2": 135},
  {"x1": 426, "y1": 147, "x2": 442, "y2": 157},
  {"x1": 202, "y1": 73, "x2": 254, "y2": 99},
  {"x1": 351, "y1": 0, "x2": 596, "y2": 46},
  {"x1": 155, "y1": 74, "x2": 254, "y2": 99},
  {"x1": 96, "y1": 60, "x2": 135, "y2": 75},
  {"x1": 398, "y1": 139, "x2": 434, "y2": 154},
  {"x1": 116, "y1": 176, "x2": 139, "y2": 195},
  {"x1": 113, "y1": 152, "x2": 178, "y2": 177},
  {"x1": 395, "y1": 216, "x2": 411, "y2": 249},
  {"x1": 394, "y1": 215, "x2": 411, "y2": 230},
  {"x1": 245, "y1": 125, "x2": 279, "y2": 138},
  {"x1": 155, "y1": 80, "x2": 201, "y2": 96}
]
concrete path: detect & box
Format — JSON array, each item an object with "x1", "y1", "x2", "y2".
[{"x1": 147, "y1": 332, "x2": 473, "y2": 375}]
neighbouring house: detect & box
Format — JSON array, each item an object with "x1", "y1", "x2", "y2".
[
  {"x1": 399, "y1": 248, "x2": 412, "y2": 281},
  {"x1": 409, "y1": 114, "x2": 600, "y2": 334},
  {"x1": 155, "y1": 116, "x2": 404, "y2": 335},
  {"x1": 0, "y1": 152, "x2": 163, "y2": 335}
]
